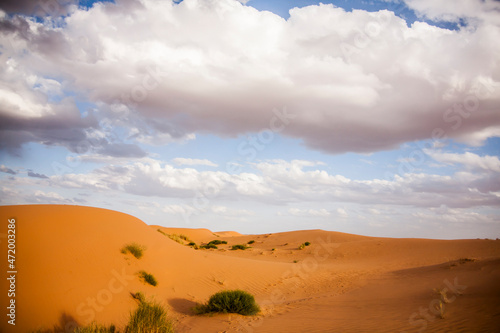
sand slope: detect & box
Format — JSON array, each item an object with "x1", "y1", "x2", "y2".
[{"x1": 1, "y1": 205, "x2": 499, "y2": 332}]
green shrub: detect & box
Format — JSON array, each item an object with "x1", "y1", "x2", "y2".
[
  {"x1": 121, "y1": 243, "x2": 145, "y2": 259},
  {"x1": 194, "y1": 290, "x2": 260, "y2": 316},
  {"x1": 179, "y1": 234, "x2": 192, "y2": 242},
  {"x1": 157, "y1": 229, "x2": 167, "y2": 236},
  {"x1": 207, "y1": 240, "x2": 227, "y2": 246},
  {"x1": 167, "y1": 234, "x2": 184, "y2": 244},
  {"x1": 298, "y1": 242, "x2": 311, "y2": 250},
  {"x1": 73, "y1": 323, "x2": 116, "y2": 333},
  {"x1": 231, "y1": 244, "x2": 248, "y2": 250},
  {"x1": 200, "y1": 243, "x2": 218, "y2": 249},
  {"x1": 247, "y1": 240, "x2": 255, "y2": 245},
  {"x1": 139, "y1": 271, "x2": 158, "y2": 286},
  {"x1": 126, "y1": 300, "x2": 174, "y2": 333},
  {"x1": 131, "y1": 292, "x2": 145, "y2": 303}
]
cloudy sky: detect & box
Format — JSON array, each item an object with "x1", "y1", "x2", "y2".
[{"x1": 1, "y1": 0, "x2": 499, "y2": 239}]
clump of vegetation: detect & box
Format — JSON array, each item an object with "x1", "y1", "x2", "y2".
[
  {"x1": 121, "y1": 243, "x2": 145, "y2": 259},
  {"x1": 131, "y1": 292, "x2": 146, "y2": 303},
  {"x1": 157, "y1": 229, "x2": 167, "y2": 236},
  {"x1": 293, "y1": 260, "x2": 298, "y2": 263},
  {"x1": 73, "y1": 323, "x2": 116, "y2": 333},
  {"x1": 458, "y1": 258, "x2": 476, "y2": 264},
  {"x1": 187, "y1": 242, "x2": 198, "y2": 249},
  {"x1": 179, "y1": 234, "x2": 191, "y2": 242},
  {"x1": 435, "y1": 300, "x2": 445, "y2": 319},
  {"x1": 208, "y1": 240, "x2": 227, "y2": 246},
  {"x1": 193, "y1": 290, "x2": 260, "y2": 316},
  {"x1": 247, "y1": 240, "x2": 255, "y2": 245},
  {"x1": 126, "y1": 299, "x2": 174, "y2": 333},
  {"x1": 271, "y1": 248, "x2": 276, "y2": 251},
  {"x1": 231, "y1": 244, "x2": 248, "y2": 250},
  {"x1": 139, "y1": 271, "x2": 158, "y2": 287},
  {"x1": 167, "y1": 234, "x2": 185, "y2": 244},
  {"x1": 298, "y1": 242, "x2": 311, "y2": 250},
  {"x1": 64, "y1": 295, "x2": 173, "y2": 333},
  {"x1": 166, "y1": 233, "x2": 193, "y2": 245},
  {"x1": 200, "y1": 243, "x2": 218, "y2": 249}
]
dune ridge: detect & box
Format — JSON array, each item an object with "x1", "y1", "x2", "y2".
[{"x1": 1, "y1": 205, "x2": 499, "y2": 332}]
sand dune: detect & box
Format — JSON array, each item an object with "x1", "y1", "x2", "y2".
[{"x1": 1, "y1": 205, "x2": 499, "y2": 332}]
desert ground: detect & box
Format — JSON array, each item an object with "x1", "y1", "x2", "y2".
[{"x1": 1, "y1": 205, "x2": 499, "y2": 332}]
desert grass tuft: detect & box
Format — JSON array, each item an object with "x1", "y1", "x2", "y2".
[
  {"x1": 247, "y1": 240, "x2": 255, "y2": 245},
  {"x1": 167, "y1": 234, "x2": 185, "y2": 245},
  {"x1": 200, "y1": 243, "x2": 218, "y2": 249},
  {"x1": 131, "y1": 291, "x2": 146, "y2": 303},
  {"x1": 121, "y1": 243, "x2": 145, "y2": 259},
  {"x1": 193, "y1": 290, "x2": 260, "y2": 316},
  {"x1": 157, "y1": 229, "x2": 167, "y2": 236},
  {"x1": 435, "y1": 300, "x2": 445, "y2": 319},
  {"x1": 208, "y1": 240, "x2": 227, "y2": 246},
  {"x1": 231, "y1": 244, "x2": 249, "y2": 250},
  {"x1": 126, "y1": 299, "x2": 174, "y2": 333},
  {"x1": 298, "y1": 242, "x2": 311, "y2": 250},
  {"x1": 187, "y1": 242, "x2": 198, "y2": 249},
  {"x1": 139, "y1": 271, "x2": 158, "y2": 286}
]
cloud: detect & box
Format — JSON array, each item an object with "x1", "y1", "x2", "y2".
[
  {"x1": 27, "y1": 170, "x2": 49, "y2": 179},
  {"x1": 97, "y1": 143, "x2": 148, "y2": 158},
  {"x1": 173, "y1": 158, "x2": 218, "y2": 167},
  {"x1": 403, "y1": 0, "x2": 500, "y2": 25},
  {"x1": 8, "y1": 157, "x2": 494, "y2": 210},
  {"x1": 289, "y1": 207, "x2": 331, "y2": 217},
  {"x1": 1, "y1": 0, "x2": 499, "y2": 156},
  {"x1": 336, "y1": 208, "x2": 348, "y2": 218},
  {"x1": 0, "y1": 0, "x2": 78, "y2": 16},
  {"x1": 0, "y1": 165, "x2": 16, "y2": 175},
  {"x1": 425, "y1": 150, "x2": 500, "y2": 172}
]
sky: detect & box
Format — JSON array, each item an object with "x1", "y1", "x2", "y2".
[{"x1": 0, "y1": 0, "x2": 499, "y2": 239}]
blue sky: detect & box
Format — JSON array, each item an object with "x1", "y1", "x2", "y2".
[{"x1": 1, "y1": 0, "x2": 499, "y2": 239}]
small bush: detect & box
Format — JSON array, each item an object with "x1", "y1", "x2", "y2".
[
  {"x1": 194, "y1": 290, "x2": 260, "y2": 316},
  {"x1": 126, "y1": 300, "x2": 174, "y2": 333},
  {"x1": 131, "y1": 292, "x2": 145, "y2": 303},
  {"x1": 157, "y1": 229, "x2": 167, "y2": 236},
  {"x1": 247, "y1": 240, "x2": 255, "y2": 245},
  {"x1": 298, "y1": 244, "x2": 305, "y2": 250},
  {"x1": 304, "y1": 242, "x2": 311, "y2": 246},
  {"x1": 139, "y1": 271, "x2": 158, "y2": 286},
  {"x1": 167, "y1": 234, "x2": 184, "y2": 244},
  {"x1": 231, "y1": 244, "x2": 248, "y2": 250},
  {"x1": 179, "y1": 234, "x2": 192, "y2": 242},
  {"x1": 121, "y1": 243, "x2": 145, "y2": 259},
  {"x1": 208, "y1": 240, "x2": 227, "y2": 246},
  {"x1": 73, "y1": 323, "x2": 116, "y2": 333},
  {"x1": 200, "y1": 243, "x2": 218, "y2": 249}
]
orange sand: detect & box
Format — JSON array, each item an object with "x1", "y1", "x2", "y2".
[{"x1": 0, "y1": 205, "x2": 499, "y2": 332}]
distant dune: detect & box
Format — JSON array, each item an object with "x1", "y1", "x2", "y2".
[{"x1": 1, "y1": 205, "x2": 499, "y2": 332}]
